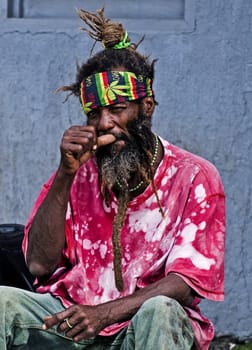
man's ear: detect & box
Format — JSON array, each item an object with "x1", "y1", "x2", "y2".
[{"x1": 141, "y1": 97, "x2": 155, "y2": 118}]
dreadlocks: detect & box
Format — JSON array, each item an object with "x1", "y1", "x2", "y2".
[
  {"x1": 77, "y1": 7, "x2": 128, "y2": 49},
  {"x1": 58, "y1": 7, "x2": 163, "y2": 291}
]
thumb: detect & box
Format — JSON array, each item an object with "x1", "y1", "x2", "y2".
[{"x1": 97, "y1": 134, "x2": 116, "y2": 148}]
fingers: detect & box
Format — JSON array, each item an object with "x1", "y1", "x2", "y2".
[
  {"x1": 42, "y1": 311, "x2": 76, "y2": 335},
  {"x1": 42, "y1": 308, "x2": 97, "y2": 342},
  {"x1": 59, "y1": 126, "x2": 96, "y2": 174},
  {"x1": 61, "y1": 126, "x2": 116, "y2": 157},
  {"x1": 59, "y1": 125, "x2": 117, "y2": 175},
  {"x1": 42, "y1": 314, "x2": 65, "y2": 330},
  {"x1": 61, "y1": 125, "x2": 97, "y2": 157},
  {"x1": 59, "y1": 318, "x2": 94, "y2": 341}
]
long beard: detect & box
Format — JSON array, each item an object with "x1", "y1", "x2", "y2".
[
  {"x1": 95, "y1": 110, "x2": 153, "y2": 195},
  {"x1": 95, "y1": 109, "x2": 153, "y2": 291},
  {"x1": 95, "y1": 110, "x2": 164, "y2": 291}
]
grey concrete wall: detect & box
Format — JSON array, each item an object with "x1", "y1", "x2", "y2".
[{"x1": 0, "y1": 0, "x2": 251, "y2": 339}]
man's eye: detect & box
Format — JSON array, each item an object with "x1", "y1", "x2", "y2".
[
  {"x1": 87, "y1": 111, "x2": 98, "y2": 121},
  {"x1": 109, "y1": 105, "x2": 126, "y2": 112}
]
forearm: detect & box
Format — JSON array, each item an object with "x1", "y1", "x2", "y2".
[
  {"x1": 26, "y1": 166, "x2": 75, "y2": 276},
  {"x1": 26, "y1": 127, "x2": 115, "y2": 277},
  {"x1": 98, "y1": 273, "x2": 195, "y2": 328}
]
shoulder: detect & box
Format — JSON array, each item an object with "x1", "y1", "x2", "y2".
[{"x1": 159, "y1": 136, "x2": 224, "y2": 192}]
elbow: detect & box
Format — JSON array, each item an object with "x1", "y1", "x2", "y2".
[
  {"x1": 27, "y1": 260, "x2": 56, "y2": 278},
  {"x1": 26, "y1": 246, "x2": 60, "y2": 278}
]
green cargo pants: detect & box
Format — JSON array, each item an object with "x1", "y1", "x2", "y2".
[{"x1": 0, "y1": 286, "x2": 194, "y2": 349}]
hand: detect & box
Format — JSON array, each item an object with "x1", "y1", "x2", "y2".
[
  {"x1": 59, "y1": 125, "x2": 116, "y2": 175},
  {"x1": 42, "y1": 304, "x2": 108, "y2": 342}
]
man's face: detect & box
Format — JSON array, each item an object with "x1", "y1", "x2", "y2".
[
  {"x1": 87, "y1": 99, "x2": 140, "y2": 137},
  {"x1": 92, "y1": 102, "x2": 152, "y2": 192}
]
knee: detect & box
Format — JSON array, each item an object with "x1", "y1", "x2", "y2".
[
  {"x1": 138, "y1": 296, "x2": 193, "y2": 339},
  {"x1": 132, "y1": 296, "x2": 193, "y2": 342},
  {"x1": 0, "y1": 286, "x2": 25, "y2": 308},
  {"x1": 0, "y1": 285, "x2": 14, "y2": 301},
  {"x1": 140, "y1": 295, "x2": 181, "y2": 316}
]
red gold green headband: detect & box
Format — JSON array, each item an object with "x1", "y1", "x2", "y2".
[{"x1": 80, "y1": 71, "x2": 154, "y2": 115}]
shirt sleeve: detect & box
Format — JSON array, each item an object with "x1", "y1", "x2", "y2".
[{"x1": 165, "y1": 162, "x2": 225, "y2": 301}]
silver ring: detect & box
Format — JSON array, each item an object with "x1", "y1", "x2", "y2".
[{"x1": 64, "y1": 318, "x2": 73, "y2": 329}]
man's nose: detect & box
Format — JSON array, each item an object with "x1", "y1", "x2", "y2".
[{"x1": 98, "y1": 108, "x2": 114, "y2": 131}]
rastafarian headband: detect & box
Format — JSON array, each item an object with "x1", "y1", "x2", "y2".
[{"x1": 80, "y1": 71, "x2": 154, "y2": 115}]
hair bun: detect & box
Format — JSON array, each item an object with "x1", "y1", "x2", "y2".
[{"x1": 77, "y1": 7, "x2": 130, "y2": 49}]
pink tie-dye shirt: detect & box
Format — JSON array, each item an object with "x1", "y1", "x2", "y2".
[{"x1": 23, "y1": 137, "x2": 225, "y2": 350}]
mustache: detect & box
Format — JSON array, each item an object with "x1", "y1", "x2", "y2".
[
  {"x1": 97, "y1": 111, "x2": 152, "y2": 158},
  {"x1": 114, "y1": 133, "x2": 130, "y2": 143}
]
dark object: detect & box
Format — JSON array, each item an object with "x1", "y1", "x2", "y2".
[
  {"x1": 210, "y1": 334, "x2": 250, "y2": 350},
  {"x1": 0, "y1": 223, "x2": 34, "y2": 291}
]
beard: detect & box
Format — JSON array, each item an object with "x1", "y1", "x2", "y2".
[
  {"x1": 95, "y1": 108, "x2": 154, "y2": 292},
  {"x1": 95, "y1": 108, "x2": 153, "y2": 195}
]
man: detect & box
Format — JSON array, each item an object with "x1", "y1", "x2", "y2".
[{"x1": 0, "y1": 7, "x2": 225, "y2": 350}]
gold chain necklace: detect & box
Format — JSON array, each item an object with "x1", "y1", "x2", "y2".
[{"x1": 116, "y1": 134, "x2": 159, "y2": 193}]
